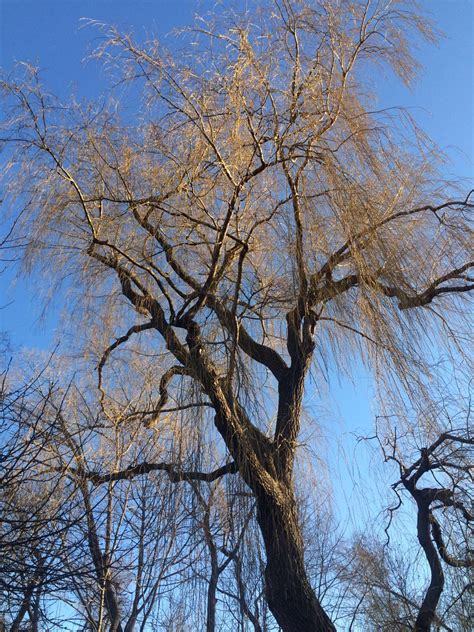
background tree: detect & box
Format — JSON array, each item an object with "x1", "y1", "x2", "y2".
[
  {"x1": 0, "y1": 373, "x2": 73, "y2": 631},
  {"x1": 1, "y1": 1, "x2": 473, "y2": 629},
  {"x1": 0, "y1": 367, "x2": 198, "y2": 631},
  {"x1": 375, "y1": 389, "x2": 473, "y2": 632}
]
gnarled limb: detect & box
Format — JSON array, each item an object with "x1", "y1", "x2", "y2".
[{"x1": 85, "y1": 460, "x2": 238, "y2": 485}]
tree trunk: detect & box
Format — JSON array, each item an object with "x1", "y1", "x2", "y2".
[
  {"x1": 254, "y1": 483, "x2": 336, "y2": 632},
  {"x1": 206, "y1": 571, "x2": 218, "y2": 632},
  {"x1": 10, "y1": 579, "x2": 37, "y2": 632},
  {"x1": 103, "y1": 582, "x2": 123, "y2": 632},
  {"x1": 413, "y1": 501, "x2": 444, "y2": 632},
  {"x1": 80, "y1": 482, "x2": 123, "y2": 632},
  {"x1": 9, "y1": 590, "x2": 31, "y2": 632}
]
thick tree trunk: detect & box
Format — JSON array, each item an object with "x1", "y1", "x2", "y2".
[
  {"x1": 255, "y1": 484, "x2": 336, "y2": 632},
  {"x1": 413, "y1": 502, "x2": 444, "y2": 632},
  {"x1": 204, "y1": 325, "x2": 334, "y2": 630},
  {"x1": 103, "y1": 582, "x2": 123, "y2": 632}
]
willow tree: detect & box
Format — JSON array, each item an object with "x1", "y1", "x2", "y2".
[{"x1": 1, "y1": 1, "x2": 473, "y2": 630}]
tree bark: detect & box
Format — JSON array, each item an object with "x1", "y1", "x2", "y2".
[
  {"x1": 80, "y1": 482, "x2": 123, "y2": 632},
  {"x1": 413, "y1": 500, "x2": 444, "y2": 632},
  {"x1": 255, "y1": 483, "x2": 337, "y2": 632},
  {"x1": 9, "y1": 589, "x2": 32, "y2": 632},
  {"x1": 10, "y1": 571, "x2": 42, "y2": 632}
]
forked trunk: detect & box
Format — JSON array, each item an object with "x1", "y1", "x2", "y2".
[{"x1": 255, "y1": 483, "x2": 336, "y2": 632}]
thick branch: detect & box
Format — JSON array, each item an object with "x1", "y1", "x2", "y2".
[
  {"x1": 208, "y1": 296, "x2": 288, "y2": 381},
  {"x1": 86, "y1": 461, "x2": 238, "y2": 485},
  {"x1": 143, "y1": 365, "x2": 192, "y2": 428},
  {"x1": 377, "y1": 262, "x2": 474, "y2": 310},
  {"x1": 315, "y1": 197, "x2": 474, "y2": 281},
  {"x1": 414, "y1": 499, "x2": 445, "y2": 632},
  {"x1": 88, "y1": 245, "x2": 189, "y2": 365},
  {"x1": 402, "y1": 433, "x2": 474, "y2": 480},
  {"x1": 97, "y1": 321, "x2": 157, "y2": 391},
  {"x1": 430, "y1": 516, "x2": 474, "y2": 569}
]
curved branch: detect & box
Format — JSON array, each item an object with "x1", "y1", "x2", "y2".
[
  {"x1": 376, "y1": 262, "x2": 474, "y2": 310},
  {"x1": 143, "y1": 365, "x2": 192, "y2": 428},
  {"x1": 87, "y1": 460, "x2": 238, "y2": 485},
  {"x1": 430, "y1": 516, "x2": 474, "y2": 569},
  {"x1": 315, "y1": 197, "x2": 474, "y2": 280},
  {"x1": 208, "y1": 295, "x2": 288, "y2": 381},
  {"x1": 97, "y1": 321, "x2": 157, "y2": 391}
]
